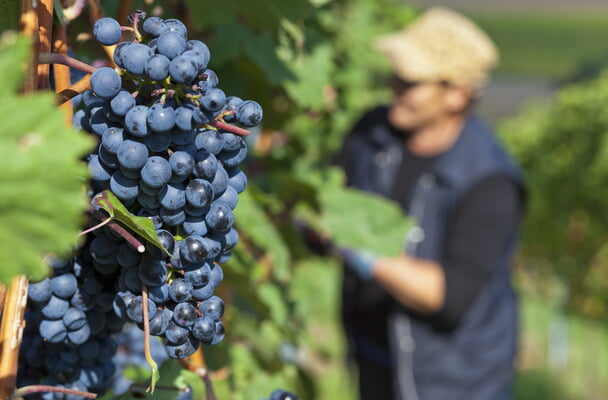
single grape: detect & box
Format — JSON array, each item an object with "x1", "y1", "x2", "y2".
[
  {"x1": 148, "y1": 307, "x2": 171, "y2": 336},
  {"x1": 90, "y1": 67, "x2": 122, "y2": 100},
  {"x1": 93, "y1": 17, "x2": 122, "y2": 46},
  {"x1": 141, "y1": 156, "x2": 172, "y2": 188},
  {"x1": 41, "y1": 295, "x2": 70, "y2": 320},
  {"x1": 156, "y1": 229, "x2": 175, "y2": 255},
  {"x1": 156, "y1": 31, "x2": 187, "y2": 59},
  {"x1": 221, "y1": 132, "x2": 243, "y2": 152},
  {"x1": 101, "y1": 127, "x2": 125, "y2": 154},
  {"x1": 142, "y1": 16, "x2": 167, "y2": 37},
  {"x1": 159, "y1": 183, "x2": 187, "y2": 211},
  {"x1": 193, "y1": 150, "x2": 218, "y2": 181},
  {"x1": 169, "y1": 278, "x2": 193, "y2": 303},
  {"x1": 39, "y1": 319, "x2": 68, "y2": 343},
  {"x1": 198, "y1": 69, "x2": 218, "y2": 92},
  {"x1": 209, "y1": 264, "x2": 223, "y2": 287},
  {"x1": 198, "y1": 295, "x2": 224, "y2": 320},
  {"x1": 179, "y1": 236, "x2": 210, "y2": 265},
  {"x1": 169, "y1": 150, "x2": 195, "y2": 182},
  {"x1": 215, "y1": 185, "x2": 238, "y2": 209},
  {"x1": 148, "y1": 101, "x2": 176, "y2": 133},
  {"x1": 183, "y1": 262, "x2": 211, "y2": 288},
  {"x1": 110, "y1": 90, "x2": 135, "y2": 117},
  {"x1": 125, "y1": 295, "x2": 157, "y2": 323},
  {"x1": 236, "y1": 100, "x2": 263, "y2": 127},
  {"x1": 110, "y1": 170, "x2": 139, "y2": 201},
  {"x1": 211, "y1": 165, "x2": 229, "y2": 195},
  {"x1": 165, "y1": 320, "x2": 189, "y2": 344},
  {"x1": 169, "y1": 54, "x2": 198, "y2": 84},
  {"x1": 209, "y1": 321, "x2": 225, "y2": 345},
  {"x1": 28, "y1": 278, "x2": 52, "y2": 303},
  {"x1": 63, "y1": 308, "x2": 87, "y2": 330},
  {"x1": 144, "y1": 54, "x2": 171, "y2": 81},
  {"x1": 200, "y1": 88, "x2": 226, "y2": 112},
  {"x1": 185, "y1": 179, "x2": 214, "y2": 208},
  {"x1": 116, "y1": 139, "x2": 148, "y2": 170},
  {"x1": 174, "y1": 105, "x2": 196, "y2": 131},
  {"x1": 227, "y1": 167, "x2": 248, "y2": 193},
  {"x1": 120, "y1": 43, "x2": 154, "y2": 75},
  {"x1": 195, "y1": 129, "x2": 224, "y2": 155},
  {"x1": 192, "y1": 316, "x2": 215, "y2": 341},
  {"x1": 205, "y1": 201, "x2": 234, "y2": 232},
  {"x1": 138, "y1": 257, "x2": 169, "y2": 286},
  {"x1": 218, "y1": 142, "x2": 247, "y2": 168},
  {"x1": 50, "y1": 273, "x2": 78, "y2": 299},
  {"x1": 164, "y1": 18, "x2": 188, "y2": 38}
]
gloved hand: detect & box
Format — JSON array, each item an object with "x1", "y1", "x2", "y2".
[
  {"x1": 293, "y1": 217, "x2": 332, "y2": 256},
  {"x1": 337, "y1": 246, "x2": 377, "y2": 281}
]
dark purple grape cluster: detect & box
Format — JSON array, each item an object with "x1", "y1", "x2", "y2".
[
  {"x1": 18, "y1": 253, "x2": 124, "y2": 398},
  {"x1": 18, "y1": 12, "x2": 263, "y2": 399},
  {"x1": 77, "y1": 12, "x2": 262, "y2": 359}
]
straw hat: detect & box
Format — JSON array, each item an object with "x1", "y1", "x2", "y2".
[{"x1": 375, "y1": 7, "x2": 499, "y2": 89}]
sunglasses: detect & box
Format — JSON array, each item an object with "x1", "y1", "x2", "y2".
[{"x1": 388, "y1": 76, "x2": 451, "y2": 93}]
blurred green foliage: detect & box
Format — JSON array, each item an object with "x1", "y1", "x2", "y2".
[{"x1": 500, "y1": 71, "x2": 608, "y2": 319}]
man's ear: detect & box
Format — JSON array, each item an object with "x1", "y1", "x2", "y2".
[{"x1": 444, "y1": 85, "x2": 474, "y2": 113}]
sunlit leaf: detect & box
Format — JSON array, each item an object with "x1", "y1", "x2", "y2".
[{"x1": 0, "y1": 34, "x2": 94, "y2": 284}]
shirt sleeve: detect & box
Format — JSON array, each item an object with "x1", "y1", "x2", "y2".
[{"x1": 431, "y1": 175, "x2": 524, "y2": 330}]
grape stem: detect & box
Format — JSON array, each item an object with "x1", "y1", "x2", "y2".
[
  {"x1": 178, "y1": 351, "x2": 217, "y2": 400},
  {"x1": 209, "y1": 120, "x2": 250, "y2": 136},
  {"x1": 79, "y1": 215, "x2": 113, "y2": 236},
  {"x1": 11, "y1": 385, "x2": 97, "y2": 399},
  {"x1": 89, "y1": 209, "x2": 146, "y2": 253},
  {"x1": 141, "y1": 283, "x2": 159, "y2": 393},
  {"x1": 38, "y1": 52, "x2": 96, "y2": 74}
]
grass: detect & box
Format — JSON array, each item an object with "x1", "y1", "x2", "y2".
[
  {"x1": 468, "y1": 12, "x2": 608, "y2": 81},
  {"x1": 516, "y1": 296, "x2": 608, "y2": 399}
]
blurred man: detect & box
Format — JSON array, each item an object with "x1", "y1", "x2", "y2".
[{"x1": 335, "y1": 7, "x2": 525, "y2": 400}]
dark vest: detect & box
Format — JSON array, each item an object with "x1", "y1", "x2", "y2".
[{"x1": 344, "y1": 109, "x2": 523, "y2": 400}]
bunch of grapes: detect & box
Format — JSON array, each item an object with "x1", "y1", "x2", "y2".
[{"x1": 18, "y1": 11, "x2": 262, "y2": 398}]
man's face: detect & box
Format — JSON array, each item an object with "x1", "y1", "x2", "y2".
[{"x1": 387, "y1": 77, "x2": 459, "y2": 132}]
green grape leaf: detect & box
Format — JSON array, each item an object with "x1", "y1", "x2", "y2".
[
  {"x1": 284, "y1": 43, "x2": 334, "y2": 110},
  {"x1": 92, "y1": 190, "x2": 171, "y2": 257},
  {"x1": 0, "y1": 34, "x2": 95, "y2": 285},
  {"x1": 300, "y1": 168, "x2": 414, "y2": 257},
  {"x1": 244, "y1": 29, "x2": 293, "y2": 84},
  {"x1": 0, "y1": 32, "x2": 31, "y2": 94},
  {"x1": 257, "y1": 283, "x2": 288, "y2": 326},
  {"x1": 234, "y1": 188, "x2": 291, "y2": 282}
]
